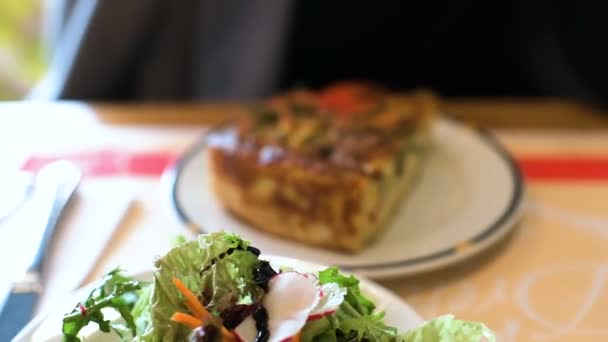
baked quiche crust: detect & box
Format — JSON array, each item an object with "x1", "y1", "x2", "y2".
[{"x1": 207, "y1": 82, "x2": 436, "y2": 252}]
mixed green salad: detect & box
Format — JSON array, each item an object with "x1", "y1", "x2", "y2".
[{"x1": 61, "y1": 232, "x2": 495, "y2": 341}]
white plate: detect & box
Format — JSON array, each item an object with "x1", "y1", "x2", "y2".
[
  {"x1": 16, "y1": 256, "x2": 423, "y2": 341},
  {"x1": 166, "y1": 117, "x2": 524, "y2": 278}
]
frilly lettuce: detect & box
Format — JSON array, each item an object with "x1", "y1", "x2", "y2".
[
  {"x1": 61, "y1": 233, "x2": 496, "y2": 342},
  {"x1": 301, "y1": 267, "x2": 398, "y2": 342},
  {"x1": 398, "y1": 315, "x2": 496, "y2": 342},
  {"x1": 301, "y1": 267, "x2": 496, "y2": 342},
  {"x1": 139, "y1": 232, "x2": 264, "y2": 341}
]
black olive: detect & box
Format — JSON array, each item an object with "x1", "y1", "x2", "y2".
[
  {"x1": 221, "y1": 304, "x2": 257, "y2": 330},
  {"x1": 252, "y1": 261, "x2": 278, "y2": 291},
  {"x1": 253, "y1": 306, "x2": 270, "y2": 342},
  {"x1": 190, "y1": 324, "x2": 221, "y2": 342},
  {"x1": 247, "y1": 246, "x2": 261, "y2": 256}
]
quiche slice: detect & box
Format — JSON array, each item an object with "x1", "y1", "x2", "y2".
[{"x1": 207, "y1": 82, "x2": 436, "y2": 252}]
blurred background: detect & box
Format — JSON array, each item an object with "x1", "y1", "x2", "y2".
[
  {"x1": 0, "y1": 1, "x2": 45, "y2": 100},
  {"x1": 2, "y1": 1, "x2": 607, "y2": 105}
]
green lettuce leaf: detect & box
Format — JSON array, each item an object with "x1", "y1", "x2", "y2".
[
  {"x1": 140, "y1": 232, "x2": 264, "y2": 341},
  {"x1": 61, "y1": 269, "x2": 145, "y2": 342},
  {"x1": 338, "y1": 312, "x2": 397, "y2": 342},
  {"x1": 302, "y1": 267, "x2": 397, "y2": 342},
  {"x1": 399, "y1": 315, "x2": 496, "y2": 342},
  {"x1": 318, "y1": 267, "x2": 375, "y2": 315},
  {"x1": 110, "y1": 284, "x2": 154, "y2": 342},
  {"x1": 305, "y1": 268, "x2": 496, "y2": 342},
  {"x1": 131, "y1": 283, "x2": 154, "y2": 337}
]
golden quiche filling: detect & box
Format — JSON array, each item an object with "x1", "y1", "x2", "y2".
[{"x1": 207, "y1": 82, "x2": 436, "y2": 252}]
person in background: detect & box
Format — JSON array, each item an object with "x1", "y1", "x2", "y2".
[{"x1": 30, "y1": 1, "x2": 608, "y2": 107}]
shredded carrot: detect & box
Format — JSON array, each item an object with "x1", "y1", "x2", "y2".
[
  {"x1": 292, "y1": 332, "x2": 302, "y2": 342},
  {"x1": 172, "y1": 277, "x2": 210, "y2": 322},
  {"x1": 222, "y1": 329, "x2": 237, "y2": 342},
  {"x1": 172, "y1": 277, "x2": 236, "y2": 341},
  {"x1": 171, "y1": 312, "x2": 203, "y2": 329}
]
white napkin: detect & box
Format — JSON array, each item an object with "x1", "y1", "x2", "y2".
[{"x1": 36, "y1": 179, "x2": 135, "y2": 313}]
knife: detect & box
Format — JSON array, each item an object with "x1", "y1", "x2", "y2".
[
  {"x1": 0, "y1": 171, "x2": 33, "y2": 225},
  {"x1": 0, "y1": 161, "x2": 82, "y2": 340}
]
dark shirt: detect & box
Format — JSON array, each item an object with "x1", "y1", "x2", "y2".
[
  {"x1": 40, "y1": 0, "x2": 608, "y2": 105},
  {"x1": 280, "y1": 1, "x2": 607, "y2": 105}
]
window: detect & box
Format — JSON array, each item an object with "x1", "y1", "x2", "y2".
[{"x1": 0, "y1": 1, "x2": 46, "y2": 99}]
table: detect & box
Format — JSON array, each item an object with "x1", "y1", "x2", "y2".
[{"x1": 2, "y1": 100, "x2": 608, "y2": 341}]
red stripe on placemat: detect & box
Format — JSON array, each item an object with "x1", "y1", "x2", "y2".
[
  {"x1": 518, "y1": 157, "x2": 608, "y2": 181},
  {"x1": 21, "y1": 151, "x2": 608, "y2": 181},
  {"x1": 21, "y1": 150, "x2": 178, "y2": 177},
  {"x1": 126, "y1": 151, "x2": 177, "y2": 176}
]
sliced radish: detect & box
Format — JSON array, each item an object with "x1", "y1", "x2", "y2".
[
  {"x1": 264, "y1": 272, "x2": 320, "y2": 342},
  {"x1": 308, "y1": 282, "x2": 346, "y2": 321},
  {"x1": 234, "y1": 316, "x2": 257, "y2": 342},
  {"x1": 293, "y1": 270, "x2": 318, "y2": 280},
  {"x1": 234, "y1": 273, "x2": 346, "y2": 341}
]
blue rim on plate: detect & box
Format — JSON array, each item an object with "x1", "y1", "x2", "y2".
[{"x1": 163, "y1": 126, "x2": 524, "y2": 273}]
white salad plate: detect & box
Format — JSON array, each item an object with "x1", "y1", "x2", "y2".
[
  {"x1": 15, "y1": 256, "x2": 423, "y2": 341},
  {"x1": 166, "y1": 117, "x2": 524, "y2": 278}
]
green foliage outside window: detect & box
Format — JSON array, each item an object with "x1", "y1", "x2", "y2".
[{"x1": 0, "y1": 1, "x2": 47, "y2": 99}]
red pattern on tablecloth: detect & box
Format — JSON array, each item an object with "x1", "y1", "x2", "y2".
[
  {"x1": 518, "y1": 156, "x2": 608, "y2": 181},
  {"x1": 21, "y1": 151, "x2": 608, "y2": 181},
  {"x1": 21, "y1": 150, "x2": 177, "y2": 177}
]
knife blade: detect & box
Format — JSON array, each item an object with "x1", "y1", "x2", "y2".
[
  {"x1": 0, "y1": 171, "x2": 33, "y2": 225},
  {"x1": 0, "y1": 161, "x2": 82, "y2": 340}
]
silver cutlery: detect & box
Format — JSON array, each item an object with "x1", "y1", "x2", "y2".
[
  {"x1": 0, "y1": 172, "x2": 34, "y2": 225},
  {"x1": 0, "y1": 161, "x2": 82, "y2": 340}
]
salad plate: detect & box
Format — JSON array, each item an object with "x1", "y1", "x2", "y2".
[
  {"x1": 166, "y1": 117, "x2": 524, "y2": 278},
  {"x1": 15, "y1": 233, "x2": 494, "y2": 341},
  {"x1": 17, "y1": 263, "x2": 421, "y2": 342}
]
